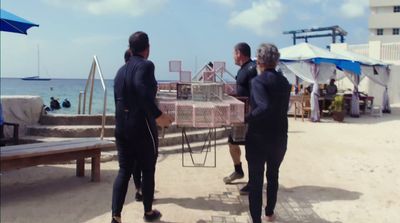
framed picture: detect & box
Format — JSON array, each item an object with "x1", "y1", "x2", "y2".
[{"x1": 177, "y1": 83, "x2": 192, "y2": 100}]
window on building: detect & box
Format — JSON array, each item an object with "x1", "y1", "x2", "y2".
[
  {"x1": 377, "y1": 29, "x2": 383, "y2": 35},
  {"x1": 393, "y1": 28, "x2": 400, "y2": 35},
  {"x1": 394, "y1": 6, "x2": 400, "y2": 12}
]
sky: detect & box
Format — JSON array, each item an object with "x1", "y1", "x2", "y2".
[{"x1": 1, "y1": 0, "x2": 370, "y2": 80}]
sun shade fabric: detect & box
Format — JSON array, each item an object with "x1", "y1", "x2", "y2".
[
  {"x1": 280, "y1": 43, "x2": 392, "y2": 117},
  {"x1": 280, "y1": 43, "x2": 362, "y2": 75},
  {"x1": 1, "y1": 9, "x2": 39, "y2": 34},
  {"x1": 280, "y1": 61, "x2": 336, "y2": 84},
  {"x1": 332, "y1": 49, "x2": 388, "y2": 66}
]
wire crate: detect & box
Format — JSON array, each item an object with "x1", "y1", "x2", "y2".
[
  {"x1": 214, "y1": 103, "x2": 230, "y2": 126},
  {"x1": 175, "y1": 102, "x2": 193, "y2": 126},
  {"x1": 191, "y1": 83, "x2": 224, "y2": 101},
  {"x1": 193, "y1": 102, "x2": 215, "y2": 128},
  {"x1": 226, "y1": 97, "x2": 245, "y2": 123},
  {"x1": 158, "y1": 100, "x2": 176, "y2": 117}
]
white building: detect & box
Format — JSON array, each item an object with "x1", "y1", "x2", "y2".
[
  {"x1": 331, "y1": 0, "x2": 400, "y2": 105},
  {"x1": 369, "y1": 0, "x2": 400, "y2": 43}
]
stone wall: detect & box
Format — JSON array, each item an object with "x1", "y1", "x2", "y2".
[{"x1": 1, "y1": 96, "x2": 44, "y2": 137}]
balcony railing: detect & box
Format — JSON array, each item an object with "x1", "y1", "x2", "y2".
[
  {"x1": 381, "y1": 42, "x2": 400, "y2": 61},
  {"x1": 348, "y1": 42, "x2": 400, "y2": 63}
]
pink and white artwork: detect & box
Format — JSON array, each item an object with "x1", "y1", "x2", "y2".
[
  {"x1": 213, "y1": 61, "x2": 225, "y2": 74},
  {"x1": 169, "y1": 60, "x2": 182, "y2": 72},
  {"x1": 179, "y1": 71, "x2": 192, "y2": 83},
  {"x1": 202, "y1": 70, "x2": 216, "y2": 82}
]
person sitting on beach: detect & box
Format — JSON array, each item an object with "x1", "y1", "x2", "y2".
[
  {"x1": 325, "y1": 79, "x2": 338, "y2": 99},
  {"x1": 324, "y1": 79, "x2": 338, "y2": 110},
  {"x1": 50, "y1": 97, "x2": 61, "y2": 110},
  {"x1": 305, "y1": 84, "x2": 313, "y2": 95}
]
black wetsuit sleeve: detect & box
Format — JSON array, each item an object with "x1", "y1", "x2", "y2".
[
  {"x1": 133, "y1": 61, "x2": 162, "y2": 119},
  {"x1": 245, "y1": 78, "x2": 270, "y2": 122}
]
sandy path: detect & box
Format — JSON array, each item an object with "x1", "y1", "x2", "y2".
[{"x1": 1, "y1": 105, "x2": 399, "y2": 223}]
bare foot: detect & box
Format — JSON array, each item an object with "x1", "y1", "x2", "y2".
[
  {"x1": 112, "y1": 216, "x2": 122, "y2": 223},
  {"x1": 262, "y1": 214, "x2": 276, "y2": 222}
]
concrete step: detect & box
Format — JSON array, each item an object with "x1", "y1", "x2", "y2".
[
  {"x1": 27, "y1": 125, "x2": 115, "y2": 138},
  {"x1": 39, "y1": 114, "x2": 199, "y2": 134},
  {"x1": 106, "y1": 137, "x2": 230, "y2": 160},
  {"x1": 25, "y1": 126, "x2": 230, "y2": 147},
  {"x1": 159, "y1": 127, "x2": 229, "y2": 147},
  {"x1": 19, "y1": 136, "x2": 116, "y2": 143},
  {"x1": 17, "y1": 136, "x2": 229, "y2": 164},
  {"x1": 40, "y1": 114, "x2": 116, "y2": 125},
  {"x1": 159, "y1": 137, "x2": 229, "y2": 154}
]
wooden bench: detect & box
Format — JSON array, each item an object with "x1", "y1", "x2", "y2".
[
  {"x1": 0, "y1": 122, "x2": 19, "y2": 146},
  {"x1": 0, "y1": 138, "x2": 115, "y2": 182}
]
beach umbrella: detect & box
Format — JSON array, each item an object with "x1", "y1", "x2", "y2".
[{"x1": 0, "y1": 9, "x2": 39, "y2": 34}]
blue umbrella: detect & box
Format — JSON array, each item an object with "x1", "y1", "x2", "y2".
[{"x1": 0, "y1": 9, "x2": 39, "y2": 34}]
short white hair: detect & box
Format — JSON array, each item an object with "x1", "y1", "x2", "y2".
[{"x1": 256, "y1": 43, "x2": 280, "y2": 67}]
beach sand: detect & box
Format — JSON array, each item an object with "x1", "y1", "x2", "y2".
[{"x1": 1, "y1": 105, "x2": 400, "y2": 223}]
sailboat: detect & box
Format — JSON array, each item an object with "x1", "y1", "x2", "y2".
[
  {"x1": 21, "y1": 76, "x2": 51, "y2": 81},
  {"x1": 22, "y1": 45, "x2": 51, "y2": 81}
]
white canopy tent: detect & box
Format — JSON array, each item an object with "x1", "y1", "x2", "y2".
[
  {"x1": 332, "y1": 49, "x2": 391, "y2": 114},
  {"x1": 279, "y1": 62, "x2": 336, "y2": 121},
  {"x1": 279, "y1": 43, "x2": 356, "y2": 122},
  {"x1": 279, "y1": 43, "x2": 390, "y2": 120}
]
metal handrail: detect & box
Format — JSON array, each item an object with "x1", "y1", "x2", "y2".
[{"x1": 78, "y1": 55, "x2": 107, "y2": 139}]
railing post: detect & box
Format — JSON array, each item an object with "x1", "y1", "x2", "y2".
[
  {"x1": 101, "y1": 89, "x2": 107, "y2": 140},
  {"x1": 94, "y1": 55, "x2": 107, "y2": 140},
  {"x1": 78, "y1": 91, "x2": 83, "y2": 114},
  {"x1": 79, "y1": 55, "x2": 108, "y2": 139},
  {"x1": 89, "y1": 67, "x2": 95, "y2": 115}
]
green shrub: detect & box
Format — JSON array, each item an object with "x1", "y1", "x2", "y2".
[{"x1": 329, "y1": 95, "x2": 344, "y2": 112}]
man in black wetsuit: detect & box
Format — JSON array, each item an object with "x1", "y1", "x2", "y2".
[
  {"x1": 111, "y1": 31, "x2": 173, "y2": 223},
  {"x1": 124, "y1": 48, "x2": 144, "y2": 202},
  {"x1": 245, "y1": 43, "x2": 290, "y2": 223},
  {"x1": 223, "y1": 42, "x2": 257, "y2": 195}
]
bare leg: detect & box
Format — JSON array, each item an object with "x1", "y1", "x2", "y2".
[
  {"x1": 223, "y1": 143, "x2": 245, "y2": 184},
  {"x1": 229, "y1": 143, "x2": 241, "y2": 165}
]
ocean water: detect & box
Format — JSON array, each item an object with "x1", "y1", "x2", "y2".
[
  {"x1": 1, "y1": 78, "x2": 116, "y2": 114},
  {"x1": 1, "y1": 78, "x2": 177, "y2": 114}
]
